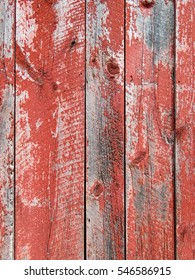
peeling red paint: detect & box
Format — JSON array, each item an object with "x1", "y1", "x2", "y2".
[
  {"x1": 86, "y1": 0, "x2": 124, "y2": 260},
  {"x1": 0, "y1": 0, "x2": 194, "y2": 261},
  {"x1": 126, "y1": 0, "x2": 175, "y2": 259},
  {"x1": 176, "y1": 0, "x2": 195, "y2": 260},
  {"x1": 0, "y1": 0, "x2": 15, "y2": 260},
  {"x1": 15, "y1": 0, "x2": 85, "y2": 260}
]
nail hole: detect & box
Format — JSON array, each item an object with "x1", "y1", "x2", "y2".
[
  {"x1": 70, "y1": 40, "x2": 76, "y2": 48},
  {"x1": 52, "y1": 82, "x2": 58, "y2": 91}
]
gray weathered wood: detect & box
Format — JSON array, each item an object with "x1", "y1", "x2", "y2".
[
  {"x1": 126, "y1": 0, "x2": 175, "y2": 259},
  {"x1": 175, "y1": 0, "x2": 195, "y2": 260},
  {"x1": 86, "y1": 0, "x2": 125, "y2": 259},
  {"x1": 0, "y1": 0, "x2": 15, "y2": 260}
]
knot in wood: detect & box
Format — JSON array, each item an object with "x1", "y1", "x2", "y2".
[
  {"x1": 70, "y1": 40, "x2": 76, "y2": 48},
  {"x1": 91, "y1": 56, "x2": 99, "y2": 68},
  {"x1": 92, "y1": 182, "x2": 104, "y2": 198},
  {"x1": 106, "y1": 59, "x2": 120, "y2": 79},
  {"x1": 141, "y1": 0, "x2": 155, "y2": 7},
  {"x1": 52, "y1": 82, "x2": 58, "y2": 91}
]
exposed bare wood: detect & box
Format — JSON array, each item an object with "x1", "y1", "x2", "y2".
[
  {"x1": 126, "y1": 0, "x2": 175, "y2": 259},
  {"x1": 175, "y1": 0, "x2": 195, "y2": 260},
  {"x1": 86, "y1": 0, "x2": 125, "y2": 259},
  {"x1": 15, "y1": 0, "x2": 85, "y2": 259},
  {"x1": 0, "y1": 0, "x2": 194, "y2": 261},
  {"x1": 0, "y1": 0, "x2": 15, "y2": 260}
]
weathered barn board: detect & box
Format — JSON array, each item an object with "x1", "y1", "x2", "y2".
[
  {"x1": 175, "y1": 0, "x2": 195, "y2": 260},
  {"x1": 86, "y1": 0, "x2": 125, "y2": 259},
  {"x1": 0, "y1": 0, "x2": 15, "y2": 260},
  {"x1": 15, "y1": 0, "x2": 85, "y2": 259},
  {"x1": 0, "y1": 0, "x2": 194, "y2": 261},
  {"x1": 126, "y1": 0, "x2": 175, "y2": 259}
]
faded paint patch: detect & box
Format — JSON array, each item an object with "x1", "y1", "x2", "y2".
[
  {"x1": 0, "y1": 1, "x2": 14, "y2": 59},
  {"x1": 127, "y1": 0, "x2": 174, "y2": 64},
  {"x1": 86, "y1": 0, "x2": 124, "y2": 259},
  {"x1": 126, "y1": 0, "x2": 175, "y2": 260},
  {"x1": 0, "y1": 85, "x2": 14, "y2": 260},
  {"x1": 87, "y1": 0, "x2": 110, "y2": 48},
  {"x1": 17, "y1": 1, "x2": 38, "y2": 52},
  {"x1": 53, "y1": 0, "x2": 73, "y2": 51},
  {"x1": 35, "y1": 119, "x2": 43, "y2": 130},
  {"x1": 53, "y1": 0, "x2": 85, "y2": 54}
]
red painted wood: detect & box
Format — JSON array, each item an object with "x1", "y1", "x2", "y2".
[
  {"x1": 15, "y1": 0, "x2": 85, "y2": 259},
  {"x1": 175, "y1": 0, "x2": 195, "y2": 260},
  {"x1": 86, "y1": 0, "x2": 125, "y2": 259},
  {"x1": 126, "y1": 0, "x2": 175, "y2": 259},
  {"x1": 0, "y1": 0, "x2": 15, "y2": 260},
  {"x1": 0, "y1": 0, "x2": 194, "y2": 260}
]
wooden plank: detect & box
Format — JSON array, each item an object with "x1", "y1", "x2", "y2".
[
  {"x1": 126, "y1": 0, "x2": 175, "y2": 259},
  {"x1": 175, "y1": 0, "x2": 195, "y2": 260},
  {"x1": 15, "y1": 0, "x2": 85, "y2": 259},
  {"x1": 0, "y1": 0, "x2": 15, "y2": 260},
  {"x1": 86, "y1": 0, "x2": 125, "y2": 259}
]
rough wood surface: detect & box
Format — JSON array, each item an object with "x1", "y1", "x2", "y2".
[
  {"x1": 86, "y1": 0, "x2": 125, "y2": 259},
  {"x1": 0, "y1": 0, "x2": 194, "y2": 261},
  {"x1": 15, "y1": 0, "x2": 85, "y2": 259},
  {"x1": 126, "y1": 0, "x2": 175, "y2": 259},
  {"x1": 175, "y1": 0, "x2": 195, "y2": 260},
  {"x1": 0, "y1": 0, "x2": 15, "y2": 260}
]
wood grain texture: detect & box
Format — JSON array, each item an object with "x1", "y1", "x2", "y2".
[
  {"x1": 0, "y1": 0, "x2": 194, "y2": 261},
  {"x1": 175, "y1": 0, "x2": 195, "y2": 260},
  {"x1": 15, "y1": 0, "x2": 85, "y2": 259},
  {"x1": 0, "y1": 0, "x2": 15, "y2": 260},
  {"x1": 86, "y1": 0, "x2": 125, "y2": 259},
  {"x1": 126, "y1": 0, "x2": 175, "y2": 259}
]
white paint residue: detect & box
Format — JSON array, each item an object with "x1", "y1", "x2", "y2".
[
  {"x1": 16, "y1": 61, "x2": 41, "y2": 84},
  {"x1": 127, "y1": 1, "x2": 142, "y2": 44},
  {"x1": 21, "y1": 197, "x2": 43, "y2": 207},
  {"x1": 17, "y1": 90, "x2": 29, "y2": 103},
  {"x1": 87, "y1": 0, "x2": 110, "y2": 48},
  {"x1": 127, "y1": 1, "x2": 174, "y2": 65},
  {"x1": 0, "y1": 1, "x2": 14, "y2": 59},
  {"x1": 52, "y1": 96, "x2": 63, "y2": 138},
  {"x1": 17, "y1": 1, "x2": 38, "y2": 52},
  {"x1": 17, "y1": 91, "x2": 31, "y2": 140},
  {"x1": 0, "y1": 86, "x2": 14, "y2": 210},
  {"x1": 115, "y1": 49, "x2": 124, "y2": 85},
  {"x1": 76, "y1": 29, "x2": 85, "y2": 54},
  {"x1": 36, "y1": 119, "x2": 43, "y2": 129},
  {"x1": 53, "y1": 0, "x2": 73, "y2": 51}
]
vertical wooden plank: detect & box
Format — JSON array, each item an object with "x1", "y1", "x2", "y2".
[
  {"x1": 15, "y1": 0, "x2": 85, "y2": 259},
  {"x1": 86, "y1": 0, "x2": 125, "y2": 259},
  {"x1": 0, "y1": 0, "x2": 15, "y2": 260},
  {"x1": 126, "y1": 0, "x2": 175, "y2": 259},
  {"x1": 176, "y1": 0, "x2": 195, "y2": 260}
]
